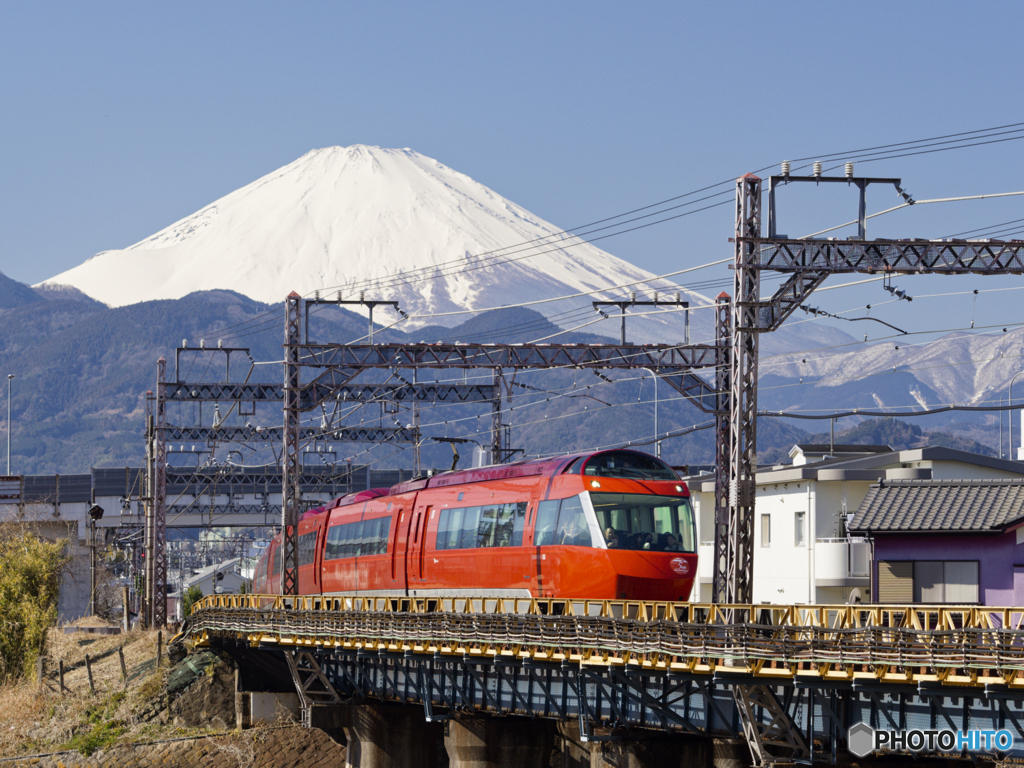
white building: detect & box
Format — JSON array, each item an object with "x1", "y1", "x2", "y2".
[
  {"x1": 682, "y1": 445, "x2": 1024, "y2": 605},
  {"x1": 181, "y1": 557, "x2": 250, "y2": 598}
]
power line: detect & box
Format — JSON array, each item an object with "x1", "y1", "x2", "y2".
[
  {"x1": 193, "y1": 121, "x2": 1024, "y2": 344},
  {"x1": 786, "y1": 121, "x2": 1024, "y2": 164}
]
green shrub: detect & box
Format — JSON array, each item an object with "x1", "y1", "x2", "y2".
[
  {"x1": 0, "y1": 528, "x2": 69, "y2": 682},
  {"x1": 182, "y1": 584, "x2": 203, "y2": 617}
]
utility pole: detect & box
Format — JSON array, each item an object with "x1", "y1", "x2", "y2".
[
  {"x1": 87, "y1": 504, "x2": 104, "y2": 616},
  {"x1": 6, "y1": 374, "x2": 13, "y2": 475}
]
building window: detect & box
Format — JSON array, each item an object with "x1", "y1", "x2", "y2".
[
  {"x1": 913, "y1": 560, "x2": 979, "y2": 603},
  {"x1": 761, "y1": 514, "x2": 771, "y2": 547},
  {"x1": 794, "y1": 512, "x2": 805, "y2": 546},
  {"x1": 877, "y1": 560, "x2": 979, "y2": 604}
]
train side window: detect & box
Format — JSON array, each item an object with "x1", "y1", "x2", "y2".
[
  {"x1": 677, "y1": 505, "x2": 695, "y2": 551},
  {"x1": 562, "y1": 457, "x2": 584, "y2": 474},
  {"x1": 349, "y1": 521, "x2": 361, "y2": 557},
  {"x1": 448, "y1": 508, "x2": 466, "y2": 550},
  {"x1": 556, "y1": 496, "x2": 592, "y2": 547},
  {"x1": 477, "y1": 505, "x2": 499, "y2": 547},
  {"x1": 298, "y1": 531, "x2": 317, "y2": 566},
  {"x1": 325, "y1": 526, "x2": 344, "y2": 560},
  {"x1": 459, "y1": 507, "x2": 481, "y2": 549},
  {"x1": 493, "y1": 504, "x2": 514, "y2": 547},
  {"x1": 436, "y1": 509, "x2": 451, "y2": 551},
  {"x1": 342, "y1": 523, "x2": 357, "y2": 558},
  {"x1": 377, "y1": 517, "x2": 392, "y2": 554},
  {"x1": 535, "y1": 500, "x2": 560, "y2": 546},
  {"x1": 356, "y1": 519, "x2": 372, "y2": 556},
  {"x1": 272, "y1": 545, "x2": 281, "y2": 575},
  {"x1": 511, "y1": 502, "x2": 527, "y2": 546}
]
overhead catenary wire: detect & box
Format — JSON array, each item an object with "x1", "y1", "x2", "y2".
[
  {"x1": 163, "y1": 124, "x2": 1024, "y2": 487},
  {"x1": 800, "y1": 191, "x2": 1024, "y2": 239}
]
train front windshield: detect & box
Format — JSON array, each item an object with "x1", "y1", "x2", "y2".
[{"x1": 589, "y1": 493, "x2": 696, "y2": 552}]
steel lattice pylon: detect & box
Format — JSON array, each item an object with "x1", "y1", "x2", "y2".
[
  {"x1": 281, "y1": 292, "x2": 302, "y2": 595},
  {"x1": 152, "y1": 357, "x2": 168, "y2": 627},
  {"x1": 711, "y1": 293, "x2": 731, "y2": 603},
  {"x1": 723, "y1": 174, "x2": 761, "y2": 606}
]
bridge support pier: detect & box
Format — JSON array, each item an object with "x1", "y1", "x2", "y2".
[
  {"x1": 341, "y1": 704, "x2": 442, "y2": 768},
  {"x1": 711, "y1": 739, "x2": 749, "y2": 768},
  {"x1": 557, "y1": 720, "x2": 713, "y2": 768},
  {"x1": 445, "y1": 715, "x2": 555, "y2": 768}
]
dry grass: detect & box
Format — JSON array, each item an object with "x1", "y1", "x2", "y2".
[{"x1": 0, "y1": 619, "x2": 189, "y2": 758}]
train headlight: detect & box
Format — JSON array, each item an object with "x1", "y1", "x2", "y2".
[
  {"x1": 675, "y1": 485, "x2": 683, "y2": 492},
  {"x1": 591, "y1": 481, "x2": 600, "y2": 488}
]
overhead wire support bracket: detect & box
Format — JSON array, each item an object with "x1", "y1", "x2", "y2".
[
  {"x1": 305, "y1": 292, "x2": 402, "y2": 345},
  {"x1": 592, "y1": 296, "x2": 690, "y2": 345},
  {"x1": 766, "y1": 170, "x2": 905, "y2": 241}
]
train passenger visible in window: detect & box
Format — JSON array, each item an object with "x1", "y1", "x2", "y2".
[{"x1": 559, "y1": 513, "x2": 591, "y2": 547}]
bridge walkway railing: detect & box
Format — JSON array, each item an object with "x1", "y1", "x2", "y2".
[{"x1": 180, "y1": 595, "x2": 1024, "y2": 690}]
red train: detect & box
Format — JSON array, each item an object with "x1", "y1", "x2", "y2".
[{"x1": 252, "y1": 449, "x2": 697, "y2": 601}]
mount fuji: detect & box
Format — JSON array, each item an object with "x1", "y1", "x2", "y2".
[{"x1": 40, "y1": 145, "x2": 845, "y2": 350}]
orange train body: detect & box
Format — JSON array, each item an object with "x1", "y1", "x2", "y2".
[{"x1": 252, "y1": 450, "x2": 697, "y2": 602}]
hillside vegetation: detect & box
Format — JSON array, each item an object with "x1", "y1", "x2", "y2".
[{"x1": 0, "y1": 272, "x2": 1002, "y2": 475}]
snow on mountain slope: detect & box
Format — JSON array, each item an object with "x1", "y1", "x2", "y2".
[
  {"x1": 42, "y1": 146, "x2": 726, "y2": 343},
  {"x1": 765, "y1": 327, "x2": 1024, "y2": 407}
]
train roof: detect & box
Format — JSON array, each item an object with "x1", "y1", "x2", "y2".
[
  {"x1": 322, "y1": 450, "x2": 680, "y2": 509},
  {"x1": 390, "y1": 449, "x2": 676, "y2": 496}
]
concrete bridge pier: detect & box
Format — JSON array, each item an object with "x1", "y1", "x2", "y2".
[
  {"x1": 557, "y1": 720, "x2": 715, "y2": 768},
  {"x1": 341, "y1": 704, "x2": 444, "y2": 768},
  {"x1": 445, "y1": 715, "x2": 556, "y2": 767}
]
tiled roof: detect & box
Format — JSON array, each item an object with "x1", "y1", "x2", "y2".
[
  {"x1": 794, "y1": 444, "x2": 892, "y2": 454},
  {"x1": 850, "y1": 479, "x2": 1024, "y2": 533}
]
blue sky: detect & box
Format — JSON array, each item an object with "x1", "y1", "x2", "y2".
[{"x1": 1, "y1": 1, "x2": 1022, "y2": 339}]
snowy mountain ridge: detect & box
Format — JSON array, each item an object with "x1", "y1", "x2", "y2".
[
  {"x1": 767, "y1": 326, "x2": 1024, "y2": 408},
  {"x1": 42, "y1": 145, "x2": 720, "y2": 344}
]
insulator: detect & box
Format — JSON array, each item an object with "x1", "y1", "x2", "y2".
[
  {"x1": 653, "y1": 291, "x2": 658, "y2": 303},
  {"x1": 630, "y1": 290, "x2": 636, "y2": 302},
  {"x1": 781, "y1": 160, "x2": 791, "y2": 175},
  {"x1": 337, "y1": 290, "x2": 342, "y2": 302},
  {"x1": 813, "y1": 161, "x2": 822, "y2": 177},
  {"x1": 359, "y1": 290, "x2": 365, "y2": 302},
  {"x1": 217, "y1": 339, "x2": 223, "y2": 348},
  {"x1": 182, "y1": 339, "x2": 187, "y2": 348},
  {"x1": 200, "y1": 339, "x2": 205, "y2": 349},
  {"x1": 314, "y1": 290, "x2": 320, "y2": 301},
  {"x1": 845, "y1": 161, "x2": 854, "y2": 178}
]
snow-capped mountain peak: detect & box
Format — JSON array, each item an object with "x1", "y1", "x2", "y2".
[{"x1": 43, "y1": 146, "x2": 717, "y2": 343}]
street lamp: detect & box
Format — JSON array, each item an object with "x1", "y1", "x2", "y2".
[
  {"x1": 641, "y1": 368, "x2": 661, "y2": 459},
  {"x1": 6, "y1": 374, "x2": 13, "y2": 475}
]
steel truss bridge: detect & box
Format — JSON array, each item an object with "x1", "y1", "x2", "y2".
[{"x1": 184, "y1": 596, "x2": 1024, "y2": 763}]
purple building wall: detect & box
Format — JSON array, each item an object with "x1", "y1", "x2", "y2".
[{"x1": 872, "y1": 530, "x2": 1024, "y2": 606}]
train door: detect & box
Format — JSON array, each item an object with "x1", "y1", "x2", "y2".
[
  {"x1": 406, "y1": 505, "x2": 430, "y2": 586},
  {"x1": 311, "y1": 515, "x2": 327, "y2": 594},
  {"x1": 389, "y1": 500, "x2": 409, "y2": 592}
]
